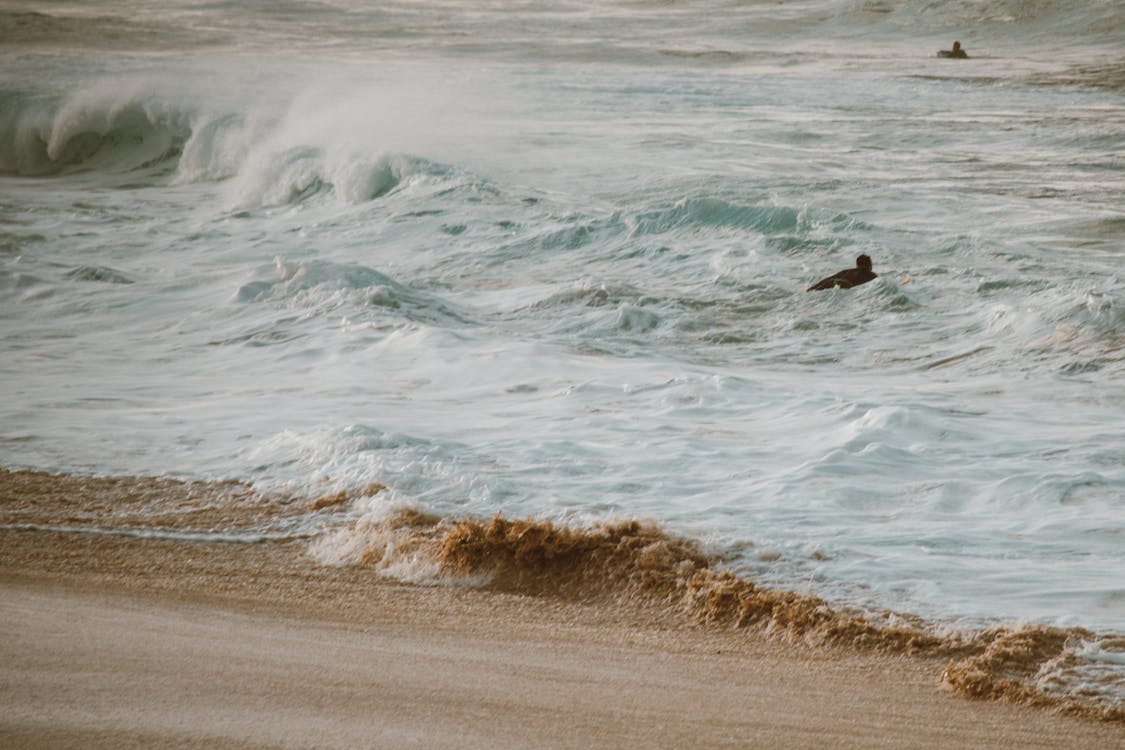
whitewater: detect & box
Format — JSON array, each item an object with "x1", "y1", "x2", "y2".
[{"x1": 2, "y1": 0, "x2": 1124, "y2": 706}]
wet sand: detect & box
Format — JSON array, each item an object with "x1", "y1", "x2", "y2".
[{"x1": 1, "y1": 472, "x2": 1123, "y2": 749}]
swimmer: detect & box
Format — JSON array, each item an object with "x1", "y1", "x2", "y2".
[
  {"x1": 807, "y1": 254, "x2": 878, "y2": 292},
  {"x1": 938, "y1": 40, "x2": 969, "y2": 59}
]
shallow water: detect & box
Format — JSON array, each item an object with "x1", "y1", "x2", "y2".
[{"x1": 2, "y1": 0, "x2": 1124, "y2": 700}]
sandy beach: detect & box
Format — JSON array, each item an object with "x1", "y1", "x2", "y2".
[
  {"x1": 5, "y1": 0, "x2": 1125, "y2": 744},
  {"x1": 1, "y1": 471, "x2": 1123, "y2": 749}
]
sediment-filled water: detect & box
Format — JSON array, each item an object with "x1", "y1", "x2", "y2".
[{"x1": 2, "y1": 0, "x2": 1123, "y2": 710}]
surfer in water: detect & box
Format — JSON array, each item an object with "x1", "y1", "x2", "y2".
[
  {"x1": 939, "y1": 41, "x2": 968, "y2": 59},
  {"x1": 807, "y1": 254, "x2": 878, "y2": 291}
]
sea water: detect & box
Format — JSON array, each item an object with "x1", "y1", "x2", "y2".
[{"x1": 2, "y1": 0, "x2": 1123, "y2": 681}]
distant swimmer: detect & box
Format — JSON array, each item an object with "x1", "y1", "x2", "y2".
[
  {"x1": 807, "y1": 254, "x2": 878, "y2": 292},
  {"x1": 938, "y1": 41, "x2": 969, "y2": 59}
]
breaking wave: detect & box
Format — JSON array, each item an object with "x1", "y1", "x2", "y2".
[
  {"x1": 0, "y1": 87, "x2": 191, "y2": 177},
  {"x1": 313, "y1": 509, "x2": 1125, "y2": 725},
  {"x1": 5, "y1": 466, "x2": 1124, "y2": 724},
  {"x1": 0, "y1": 79, "x2": 464, "y2": 210}
]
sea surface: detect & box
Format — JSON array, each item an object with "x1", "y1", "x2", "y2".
[{"x1": 2, "y1": 0, "x2": 1124, "y2": 705}]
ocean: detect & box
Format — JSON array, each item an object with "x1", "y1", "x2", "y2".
[{"x1": 2, "y1": 0, "x2": 1123, "y2": 712}]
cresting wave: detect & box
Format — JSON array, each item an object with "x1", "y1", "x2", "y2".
[
  {"x1": 313, "y1": 508, "x2": 1125, "y2": 725},
  {"x1": 0, "y1": 80, "x2": 456, "y2": 209},
  {"x1": 17, "y1": 465, "x2": 1117, "y2": 724},
  {"x1": 0, "y1": 87, "x2": 192, "y2": 177}
]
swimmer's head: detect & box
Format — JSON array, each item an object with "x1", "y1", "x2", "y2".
[{"x1": 856, "y1": 254, "x2": 873, "y2": 270}]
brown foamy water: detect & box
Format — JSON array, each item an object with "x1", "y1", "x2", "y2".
[
  {"x1": 2, "y1": 469, "x2": 1122, "y2": 726},
  {"x1": 307, "y1": 491, "x2": 1125, "y2": 725}
]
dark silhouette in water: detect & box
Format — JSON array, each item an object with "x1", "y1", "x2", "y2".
[
  {"x1": 938, "y1": 41, "x2": 969, "y2": 59},
  {"x1": 807, "y1": 255, "x2": 878, "y2": 292}
]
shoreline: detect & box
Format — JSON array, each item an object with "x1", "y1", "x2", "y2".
[{"x1": 2, "y1": 470, "x2": 1123, "y2": 748}]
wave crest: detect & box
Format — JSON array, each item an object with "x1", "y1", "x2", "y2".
[
  {"x1": 232, "y1": 258, "x2": 469, "y2": 331},
  {"x1": 0, "y1": 87, "x2": 191, "y2": 176},
  {"x1": 315, "y1": 510, "x2": 1124, "y2": 724},
  {"x1": 439, "y1": 516, "x2": 709, "y2": 598},
  {"x1": 0, "y1": 80, "x2": 461, "y2": 210},
  {"x1": 630, "y1": 197, "x2": 811, "y2": 237},
  {"x1": 225, "y1": 148, "x2": 427, "y2": 208}
]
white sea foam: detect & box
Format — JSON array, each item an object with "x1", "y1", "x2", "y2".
[{"x1": 1, "y1": 0, "x2": 1123, "y2": 706}]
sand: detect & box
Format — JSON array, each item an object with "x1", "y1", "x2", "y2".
[{"x1": 1, "y1": 473, "x2": 1123, "y2": 749}]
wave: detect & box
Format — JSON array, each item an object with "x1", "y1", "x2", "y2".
[
  {"x1": 233, "y1": 258, "x2": 471, "y2": 330},
  {"x1": 627, "y1": 197, "x2": 863, "y2": 239},
  {"x1": 1028, "y1": 60, "x2": 1125, "y2": 93},
  {"x1": 5, "y1": 468, "x2": 1123, "y2": 722},
  {"x1": 0, "y1": 78, "x2": 268, "y2": 182},
  {"x1": 0, "y1": 78, "x2": 467, "y2": 209},
  {"x1": 1022, "y1": 286, "x2": 1125, "y2": 375},
  {"x1": 224, "y1": 148, "x2": 447, "y2": 208},
  {"x1": 312, "y1": 509, "x2": 1125, "y2": 724},
  {"x1": 0, "y1": 87, "x2": 191, "y2": 177},
  {"x1": 521, "y1": 279, "x2": 799, "y2": 349},
  {"x1": 65, "y1": 265, "x2": 135, "y2": 285}
]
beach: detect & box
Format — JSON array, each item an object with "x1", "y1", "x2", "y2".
[
  {"x1": 3, "y1": 1, "x2": 1125, "y2": 741},
  {"x1": 2, "y1": 470, "x2": 1122, "y2": 749}
]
